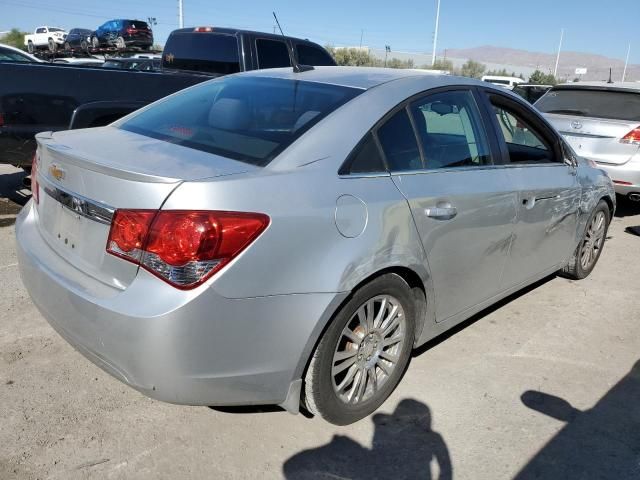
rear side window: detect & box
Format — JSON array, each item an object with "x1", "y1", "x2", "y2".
[
  {"x1": 536, "y1": 88, "x2": 640, "y2": 122},
  {"x1": 163, "y1": 32, "x2": 240, "y2": 74},
  {"x1": 377, "y1": 109, "x2": 422, "y2": 171},
  {"x1": 119, "y1": 76, "x2": 361, "y2": 166},
  {"x1": 491, "y1": 101, "x2": 555, "y2": 163},
  {"x1": 296, "y1": 44, "x2": 335, "y2": 66},
  {"x1": 256, "y1": 39, "x2": 290, "y2": 68},
  {"x1": 342, "y1": 133, "x2": 385, "y2": 174},
  {"x1": 409, "y1": 90, "x2": 492, "y2": 169}
]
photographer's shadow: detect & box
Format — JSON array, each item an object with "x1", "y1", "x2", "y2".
[{"x1": 283, "y1": 399, "x2": 452, "y2": 480}]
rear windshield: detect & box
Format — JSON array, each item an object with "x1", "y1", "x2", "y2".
[
  {"x1": 119, "y1": 76, "x2": 362, "y2": 166},
  {"x1": 163, "y1": 32, "x2": 240, "y2": 74},
  {"x1": 124, "y1": 21, "x2": 149, "y2": 29},
  {"x1": 536, "y1": 88, "x2": 640, "y2": 121}
]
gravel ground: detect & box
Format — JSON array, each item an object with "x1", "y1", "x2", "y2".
[{"x1": 1, "y1": 163, "x2": 639, "y2": 479}]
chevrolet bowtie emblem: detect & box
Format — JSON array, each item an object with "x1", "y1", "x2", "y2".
[
  {"x1": 165, "y1": 53, "x2": 175, "y2": 63},
  {"x1": 49, "y1": 164, "x2": 66, "y2": 181}
]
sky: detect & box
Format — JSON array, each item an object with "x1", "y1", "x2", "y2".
[{"x1": 2, "y1": 0, "x2": 639, "y2": 64}]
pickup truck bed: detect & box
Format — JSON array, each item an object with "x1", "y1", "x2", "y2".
[{"x1": 0, "y1": 62, "x2": 210, "y2": 167}]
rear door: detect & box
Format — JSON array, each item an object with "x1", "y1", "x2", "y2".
[
  {"x1": 536, "y1": 87, "x2": 640, "y2": 165},
  {"x1": 379, "y1": 87, "x2": 517, "y2": 322},
  {"x1": 484, "y1": 90, "x2": 581, "y2": 288}
]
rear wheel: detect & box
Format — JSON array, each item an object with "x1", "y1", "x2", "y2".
[
  {"x1": 27, "y1": 41, "x2": 34, "y2": 54},
  {"x1": 80, "y1": 40, "x2": 88, "y2": 52},
  {"x1": 303, "y1": 274, "x2": 415, "y2": 425},
  {"x1": 561, "y1": 200, "x2": 610, "y2": 280},
  {"x1": 115, "y1": 36, "x2": 126, "y2": 50}
]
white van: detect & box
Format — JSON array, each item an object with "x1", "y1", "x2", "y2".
[{"x1": 481, "y1": 75, "x2": 525, "y2": 90}]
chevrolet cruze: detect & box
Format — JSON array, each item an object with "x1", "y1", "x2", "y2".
[{"x1": 17, "y1": 67, "x2": 615, "y2": 425}]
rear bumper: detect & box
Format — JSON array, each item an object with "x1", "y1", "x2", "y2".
[
  {"x1": 16, "y1": 202, "x2": 342, "y2": 407},
  {"x1": 595, "y1": 160, "x2": 640, "y2": 195}
]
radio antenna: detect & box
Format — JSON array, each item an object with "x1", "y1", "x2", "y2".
[{"x1": 272, "y1": 12, "x2": 314, "y2": 73}]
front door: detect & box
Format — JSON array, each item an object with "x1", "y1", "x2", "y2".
[{"x1": 375, "y1": 88, "x2": 518, "y2": 322}]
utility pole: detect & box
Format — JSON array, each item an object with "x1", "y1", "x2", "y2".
[
  {"x1": 431, "y1": 0, "x2": 441, "y2": 66},
  {"x1": 178, "y1": 0, "x2": 184, "y2": 28},
  {"x1": 359, "y1": 29, "x2": 363, "y2": 49},
  {"x1": 554, "y1": 28, "x2": 564, "y2": 78},
  {"x1": 384, "y1": 45, "x2": 390, "y2": 67},
  {"x1": 622, "y1": 43, "x2": 631, "y2": 82}
]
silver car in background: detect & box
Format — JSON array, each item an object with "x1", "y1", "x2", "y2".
[
  {"x1": 536, "y1": 82, "x2": 640, "y2": 200},
  {"x1": 17, "y1": 67, "x2": 615, "y2": 425}
]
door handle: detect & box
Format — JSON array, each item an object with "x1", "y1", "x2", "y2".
[{"x1": 425, "y1": 203, "x2": 457, "y2": 220}]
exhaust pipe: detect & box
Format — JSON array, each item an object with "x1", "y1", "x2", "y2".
[{"x1": 629, "y1": 193, "x2": 640, "y2": 202}]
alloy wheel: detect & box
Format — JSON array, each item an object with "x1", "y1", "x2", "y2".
[
  {"x1": 580, "y1": 210, "x2": 606, "y2": 270},
  {"x1": 331, "y1": 295, "x2": 406, "y2": 405}
]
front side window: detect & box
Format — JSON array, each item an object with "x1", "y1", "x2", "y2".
[
  {"x1": 491, "y1": 99, "x2": 555, "y2": 163},
  {"x1": 410, "y1": 90, "x2": 492, "y2": 169},
  {"x1": 119, "y1": 76, "x2": 361, "y2": 166},
  {"x1": 376, "y1": 109, "x2": 422, "y2": 172},
  {"x1": 36, "y1": 28, "x2": 46, "y2": 34},
  {"x1": 256, "y1": 39, "x2": 290, "y2": 69}
]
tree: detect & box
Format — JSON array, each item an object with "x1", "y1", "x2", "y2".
[
  {"x1": 529, "y1": 69, "x2": 557, "y2": 85},
  {"x1": 324, "y1": 45, "x2": 380, "y2": 67},
  {"x1": 428, "y1": 58, "x2": 453, "y2": 72},
  {"x1": 0, "y1": 28, "x2": 29, "y2": 49},
  {"x1": 460, "y1": 60, "x2": 486, "y2": 79}
]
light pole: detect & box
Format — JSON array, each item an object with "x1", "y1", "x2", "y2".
[
  {"x1": 431, "y1": 0, "x2": 441, "y2": 66},
  {"x1": 554, "y1": 28, "x2": 564, "y2": 78},
  {"x1": 384, "y1": 45, "x2": 390, "y2": 67},
  {"x1": 622, "y1": 43, "x2": 631, "y2": 82},
  {"x1": 178, "y1": 0, "x2": 184, "y2": 28}
]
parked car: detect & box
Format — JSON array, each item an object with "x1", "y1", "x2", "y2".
[
  {"x1": 513, "y1": 84, "x2": 552, "y2": 103},
  {"x1": 91, "y1": 19, "x2": 153, "y2": 50},
  {"x1": 17, "y1": 67, "x2": 615, "y2": 425},
  {"x1": 536, "y1": 82, "x2": 640, "y2": 200},
  {"x1": 102, "y1": 57, "x2": 160, "y2": 71},
  {"x1": 0, "y1": 26, "x2": 336, "y2": 168},
  {"x1": 64, "y1": 28, "x2": 92, "y2": 52},
  {"x1": 24, "y1": 26, "x2": 67, "y2": 53},
  {"x1": 0, "y1": 43, "x2": 41, "y2": 62},
  {"x1": 482, "y1": 75, "x2": 525, "y2": 90}
]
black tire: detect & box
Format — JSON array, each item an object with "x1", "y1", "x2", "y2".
[
  {"x1": 64, "y1": 42, "x2": 70, "y2": 52},
  {"x1": 303, "y1": 273, "x2": 416, "y2": 425},
  {"x1": 561, "y1": 199, "x2": 610, "y2": 280},
  {"x1": 27, "y1": 41, "x2": 34, "y2": 54},
  {"x1": 92, "y1": 37, "x2": 100, "y2": 49},
  {"x1": 115, "y1": 36, "x2": 126, "y2": 50},
  {"x1": 80, "y1": 40, "x2": 88, "y2": 52},
  {"x1": 48, "y1": 38, "x2": 57, "y2": 53}
]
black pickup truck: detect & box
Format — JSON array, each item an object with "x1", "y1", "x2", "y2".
[{"x1": 0, "y1": 27, "x2": 335, "y2": 167}]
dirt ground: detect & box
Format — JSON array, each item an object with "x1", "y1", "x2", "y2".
[{"x1": 1, "y1": 164, "x2": 639, "y2": 479}]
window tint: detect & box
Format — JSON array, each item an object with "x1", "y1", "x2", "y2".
[
  {"x1": 256, "y1": 39, "x2": 290, "y2": 69},
  {"x1": 410, "y1": 90, "x2": 491, "y2": 169},
  {"x1": 0, "y1": 48, "x2": 31, "y2": 62},
  {"x1": 535, "y1": 88, "x2": 640, "y2": 122},
  {"x1": 296, "y1": 44, "x2": 335, "y2": 66},
  {"x1": 491, "y1": 101, "x2": 555, "y2": 163},
  {"x1": 120, "y1": 76, "x2": 361, "y2": 166},
  {"x1": 377, "y1": 109, "x2": 422, "y2": 171},
  {"x1": 344, "y1": 133, "x2": 385, "y2": 174},
  {"x1": 36, "y1": 28, "x2": 46, "y2": 34},
  {"x1": 163, "y1": 32, "x2": 240, "y2": 74}
]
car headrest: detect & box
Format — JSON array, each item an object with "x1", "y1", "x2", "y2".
[
  {"x1": 293, "y1": 111, "x2": 321, "y2": 132},
  {"x1": 208, "y1": 98, "x2": 250, "y2": 130}
]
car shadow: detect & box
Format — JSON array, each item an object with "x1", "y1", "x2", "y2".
[
  {"x1": 413, "y1": 274, "x2": 556, "y2": 358},
  {"x1": 283, "y1": 398, "x2": 452, "y2": 480},
  {"x1": 515, "y1": 359, "x2": 640, "y2": 479},
  {"x1": 614, "y1": 194, "x2": 640, "y2": 218}
]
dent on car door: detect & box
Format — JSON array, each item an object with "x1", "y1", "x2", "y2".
[
  {"x1": 378, "y1": 88, "x2": 518, "y2": 322},
  {"x1": 485, "y1": 92, "x2": 581, "y2": 288}
]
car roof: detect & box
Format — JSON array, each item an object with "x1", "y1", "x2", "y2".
[
  {"x1": 169, "y1": 27, "x2": 320, "y2": 45},
  {"x1": 236, "y1": 66, "x2": 476, "y2": 90},
  {"x1": 553, "y1": 81, "x2": 640, "y2": 92},
  {"x1": 0, "y1": 43, "x2": 42, "y2": 61}
]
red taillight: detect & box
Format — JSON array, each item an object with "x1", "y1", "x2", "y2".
[
  {"x1": 126, "y1": 27, "x2": 136, "y2": 34},
  {"x1": 194, "y1": 26, "x2": 213, "y2": 32},
  {"x1": 31, "y1": 153, "x2": 39, "y2": 204},
  {"x1": 620, "y1": 128, "x2": 640, "y2": 145},
  {"x1": 0, "y1": 112, "x2": 4, "y2": 127},
  {"x1": 107, "y1": 210, "x2": 269, "y2": 289}
]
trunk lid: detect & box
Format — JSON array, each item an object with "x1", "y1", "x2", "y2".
[
  {"x1": 544, "y1": 113, "x2": 640, "y2": 165},
  {"x1": 34, "y1": 126, "x2": 255, "y2": 289}
]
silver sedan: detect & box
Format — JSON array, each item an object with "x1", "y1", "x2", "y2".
[{"x1": 16, "y1": 67, "x2": 615, "y2": 425}]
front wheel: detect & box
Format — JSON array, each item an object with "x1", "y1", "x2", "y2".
[
  {"x1": 92, "y1": 37, "x2": 100, "y2": 49},
  {"x1": 115, "y1": 36, "x2": 126, "y2": 49},
  {"x1": 303, "y1": 274, "x2": 415, "y2": 425},
  {"x1": 561, "y1": 199, "x2": 610, "y2": 280},
  {"x1": 48, "y1": 38, "x2": 57, "y2": 53},
  {"x1": 27, "y1": 41, "x2": 34, "y2": 54},
  {"x1": 64, "y1": 42, "x2": 70, "y2": 52}
]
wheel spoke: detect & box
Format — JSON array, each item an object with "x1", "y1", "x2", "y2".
[
  {"x1": 335, "y1": 364, "x2": 359, "y2": 393},
  {"x1": 365, "y1": 299, "x2": 375, "y2": 332},
  {"x1": 382, "y1": 311, "x2": 401, "y2": 337},
  {"x1": 373, "y1": 297, "x2": 387, "y2": 329},
  {"x1": 352, "y1": 368, "x2": 368, "y2": 403},
  {"x1": 343, "y1": 328, "x2": 362, "y2": 345},
  {"x1": 332, "y1": 355, "x2": 358, "y2": 376},
  {"x1": 333, "y1": 349, "x2": 358, "y2": 363},
  {"x1": 382, "y1": 332, "x2": 403, "y2": 348},
  {"x1": 368, "y1": 367, "x2": 378, "y2": 394},
  {"x1": 379, "y1": 351, "x2": 399, "y2": 364},
  {"x1": 377, "y1": 359, "x2": 393, "y2": 377}
]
